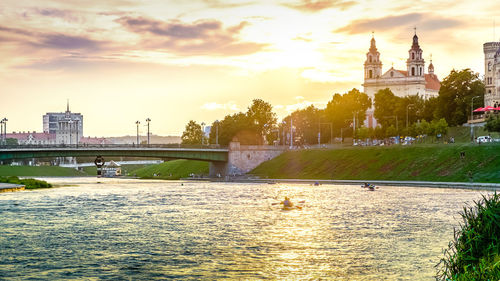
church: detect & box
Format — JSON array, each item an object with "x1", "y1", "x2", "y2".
[{"x1": 362, "y1": 32, "x2": 441, "y2": 128}]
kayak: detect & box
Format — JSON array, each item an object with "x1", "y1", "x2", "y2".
[{"x1": 282, "y1": 205, "x2": 302, "y2": 210}]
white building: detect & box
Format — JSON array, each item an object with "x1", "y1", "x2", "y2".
[
  {"x1": 484, "y1": 42, "x2": 500, "y2": 107},
  {"x1": 6, "y1": 131, "x2": 56, "y2": 145},
  {"x1": 362, "y1": 32, "x2": 441, "y2": 127},
  {"x1": 43, "y1": 102, "x2": 83, "y2": 144}
]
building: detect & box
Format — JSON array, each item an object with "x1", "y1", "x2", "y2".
[
  {"x1": 483, "y1": 42, "x2": 500, "y2": 107},
  {"x1": 43, "y1": 102, "x2": 83, "y2": 144},
  {"x1": 6, "y1": 131, "x2": 56, "y2": 145},
  {"x1": 362, "y1": 32, "x2": 441, "y2": 127}
]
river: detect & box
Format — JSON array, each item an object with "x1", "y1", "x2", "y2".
[{"x1": 0, "y1": 178, "x2": 491, "y2": 280}]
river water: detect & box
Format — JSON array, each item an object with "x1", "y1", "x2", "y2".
[{"x1": 0, "y1": 178, "x2": 491, "y2": 280}]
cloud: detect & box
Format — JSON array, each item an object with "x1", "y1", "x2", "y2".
[
  {"x1": 202, "y1": 0, "x2": 255, "y2": 9},
  {"x1": 335, "y1": 13, "x2": 463, "y2": 34},
  {"x1": 32, "y1": 8, "x2": 80, "y2": 22},
  {"x1": 201, "y1": 101, "x2": 240, "y2": 111},
  {"x1": 284, "y1": 0, "x2": 357, "y2": 12},
  {"x1": 115, "y1": 16, "x2": 267, "y2": 56}
]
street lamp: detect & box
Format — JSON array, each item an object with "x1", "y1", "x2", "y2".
[
  {"x1": 215, "y1": 120, "x2": 219, "y2": 146},
  {"x1": 2, "y1": 118, "x2": 7, "y2": 144},
  {"x1": 471, "y1": 96, "x2": 480, "y2": 142},
  {"x1": 201, "y1": 122, "x2": 205, "y2": 145},
  {"x1": 146, "y1": 118, "x2": 151, "y2": 145},
  {"x1": 135, "y1": 120, "x2": 140, "y2": 146},
  {"x1": 406, "y1": 104, "x2": 414, "y2": 130}
]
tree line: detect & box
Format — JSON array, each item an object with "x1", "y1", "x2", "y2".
[{"x1": 182, "y1": 68, "x2": 487, "y2": 145}]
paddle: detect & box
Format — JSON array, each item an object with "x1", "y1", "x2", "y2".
[{"x1": 272, "y1": 200, "x2": 305, "y2": 205}]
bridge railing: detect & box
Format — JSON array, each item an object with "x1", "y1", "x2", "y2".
[{"x1": 0, "y1": 143, "x2": 228, "y2": 150}]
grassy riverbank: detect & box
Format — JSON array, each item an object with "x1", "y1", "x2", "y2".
[
  {"x1": 0, "y1": 165, "x2": 87, "y2": 177},
  {"x1": 251, "y1": 143, "x2": 500, "y2": 183},
  {"x1": 0, "y1": 176, "x2": 52, "y2": 189},
  {"x1": 132, "y1": 159, "x2": 209, "y2": 180}
]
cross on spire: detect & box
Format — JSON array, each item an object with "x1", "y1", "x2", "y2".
[{"x1": 414, "y1": 26, "x2": 417, "y2": 35}]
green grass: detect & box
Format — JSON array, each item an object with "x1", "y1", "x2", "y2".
[
  {"x1": 437, "y1": 193, "x2": 500, "y2": 280},
  {"x1": 0, "y1": 176, "x2": 52, "y2": 189},
  {"x1": 0, "y1": 165, "x2": 87, "y2": 177},
  {"x1": 131, "y1": 159, "x2": 209, "y2": 180},
  {"x1": 251, "y1": 143, "x2": 500, "y2": 183}
]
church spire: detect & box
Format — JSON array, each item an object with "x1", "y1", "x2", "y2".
[
  {"x1": 407, "y1": 29, "x2": 424, "y2": 77},
  {"x1": 428, "y1": 54, "x2": 434, "y2": 74},
  {"x1": 364, "y1": 33, "x2": 382, "y2": 79}
]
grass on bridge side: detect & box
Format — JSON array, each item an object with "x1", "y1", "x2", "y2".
[
  {"x1": 131, "y1": 159, "x2": 209, "y2": 180},
  {"x1": 250, "y1": 143, "x2": 500, "y2": 183}
]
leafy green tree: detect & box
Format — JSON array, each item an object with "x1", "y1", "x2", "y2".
[
  {"x1": 436, "y1": 69, "x2": 485, "y2": 126},
  {"x1": 324, "y1": 88, "x2": 371, "y2": 137},
  {"x1": 246, "y1": 99, "x2": 277, "y2": 143},
  {"x1": 282, "y1": 105, "x2": 322, "y2": 145},
  {"x1": 385, "y1": 125, "x2": 397, "y2": 137},
  {"x1": 5, "y1": 138, "x2": 18, "y2": 145},
  {"x1": 485, "y1": 115, "x2": 500, "y2": 133},
  {"x1": 431, "y1": 118, "x2": 449, "y2": 140},
  {"x1": 181, "y1": 120, "x2": 204, "y2": 145}
]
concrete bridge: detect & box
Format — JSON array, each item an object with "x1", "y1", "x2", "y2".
[{"x1": 0, "y1": 142, "x2": 286, "y2": 177}]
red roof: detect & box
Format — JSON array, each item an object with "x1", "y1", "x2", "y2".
[
  {"x1": 394, "y1": 69, "x2": 440, "y2": 91},
  {"x1": 424, "y1": 74, "x2": 441, "y2": 91}
]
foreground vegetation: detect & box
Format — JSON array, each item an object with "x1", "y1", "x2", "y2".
[
  {"x1": 251, "y1": 143, "x2": 500, "y2": 183},
  {"x1": 0, "y1": 176, "x2": 52, "y2": 189},
  {"x1": 437, "y1": 193, "x2": 500, "y2": 280},
  {"x1": 132, "y1": 159, "x2": 209, "y2": 180}
]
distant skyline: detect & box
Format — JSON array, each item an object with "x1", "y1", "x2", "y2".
[{"x1": 0, "y1": 0, "x2": 498, "y2": 136}]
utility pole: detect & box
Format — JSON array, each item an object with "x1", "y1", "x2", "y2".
[
  {"x1": 146, "y1": 118, "x2": 151, "y2": 145},
  {"x1": 136, "y1": 120, "x2": 140, "y2": 146},
  {"x1": 471, "y1": 96, "x2": 480, "y2": 142},
  {"x1": 290, "y1": 118, "x2": 293, "y2": 149}
]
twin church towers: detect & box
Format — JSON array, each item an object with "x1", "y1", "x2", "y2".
[{"x1": 361, "y1": 31, "x2": 441, "y2": 127}]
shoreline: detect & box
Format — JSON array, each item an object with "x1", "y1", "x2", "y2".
[
  {"x1": 0, "y1": 183, "x2": 25, "y2": 193},
  {"x1": 186, "y1": 177, "x2": 500, "y2": 191}
]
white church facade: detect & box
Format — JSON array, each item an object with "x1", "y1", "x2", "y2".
[{"x1": 362, "y1": 32, "x2": 441, "y2": 128}]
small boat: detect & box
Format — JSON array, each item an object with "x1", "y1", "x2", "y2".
[{"x1": 282, "y1": 205, "x2": 302, "y2": 211}]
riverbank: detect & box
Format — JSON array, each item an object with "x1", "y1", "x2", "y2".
[
  {"x1": 0, "y1": 183, "x2": 25, "y2": 193},
  {"x1": 250, "y1": 144, "x2": 500, "y2": 183}
]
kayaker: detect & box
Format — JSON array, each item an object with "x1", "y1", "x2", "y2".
[{"x1": 282, "y1": 197, "x2": 293, "y2": 207}]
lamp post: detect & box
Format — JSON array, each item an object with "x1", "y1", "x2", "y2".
[
  {"x1": 68, "y1": 120, "x2": 73, "y2": 145},
  {"x1": 201, "y1": 122, "x2": 205, "y2": 145},
  {"x1": 406, "y1": 104, "x2": 414, "y2": 130},
  {"x1": 2, "y1": 118, "x2": 7, "y2": 144},
  {"x1": 215, "y1": 120, "x2": 219, "y2": 146},
  {"x1": 471, "y1": 96, "x2": 480, "y2": 143},
  {"x1": 282, "y1": 121, "x2": 286, "y2": 145},
  {"x1": 136, "y1": 120, "x2": 140, "y2": 146},
  {"x1": 290, "y1": 118, "x2": 293, "y2": 149},
  {"x1": 146, "y1": 118, "x2": 151, "y2": 145}
]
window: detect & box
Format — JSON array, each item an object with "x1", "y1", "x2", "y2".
[
  {"x1": 390, "y1": 71, "x2": 394, "y2": 77},
  {"x1": 419, "y1": 67, "x2": 422, "y2": 76},
  {"x1": 412, "y1": 52, "x2": 415, "y2": 60},
  {"x1": 369, "y1": 70, "x2": 373, "y2": 78},
  {"x1": 369, "y1": 56, "x2": 372, "y2": 63},
  {"x1": 488, "y1": 62, "x2": 492, "y2": 71},
  {"x1": 411, "y1": 67, "x2": 415, "y2": 76}
]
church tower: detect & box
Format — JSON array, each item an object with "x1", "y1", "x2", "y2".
[
  {"x1": 364, "y1": 34, "x2": 382, "y2": 79},
  {"x1": 407, "y1": 30, "x2": 425, "y2": 77},
  {"x1": 428, "y1": 56, "x2": 434, "y2": 75}
]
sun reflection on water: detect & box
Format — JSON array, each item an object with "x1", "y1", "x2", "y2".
[{"x1": 0, "y1": 178, "x2": 490, "y2": 280}]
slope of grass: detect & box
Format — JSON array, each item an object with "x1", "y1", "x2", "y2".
[
  {"x1": 0, "y1": 176, "x2": 52, "y2": 189},
  {"x1": 132, "y1": 159, "x2": 209, "y2": 180},
  {"x1": 81, "y1": 164, "x2": 149, "y2": 176},
  {"x1": 251, "y1": 143, "x2": 500, "y2": 183},
  {"x1": 0, "y1": 165, "x2": 87, "y2": 177}
]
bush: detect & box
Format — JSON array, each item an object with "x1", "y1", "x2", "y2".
[
  {"x1": 0, "y1": 176, "x2": 52, "y2": 189},
  {"x1": 437, "y1": 193, "x2": 500, "y2": 280}
]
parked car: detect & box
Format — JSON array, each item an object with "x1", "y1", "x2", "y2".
[{"x1": 477, "y1": 136, "x2": 492, "y2": 143}]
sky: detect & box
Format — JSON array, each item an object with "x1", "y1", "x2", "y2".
[{"x1": 0, "y1": 0, "x2": 498, "y2": 137}]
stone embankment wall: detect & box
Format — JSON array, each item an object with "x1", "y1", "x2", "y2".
[{"x1": 226, "y1": 141, "x2": 285, "y2": 175}]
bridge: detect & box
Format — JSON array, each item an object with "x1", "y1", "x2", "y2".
[{"x1": 0, "y1": 142, "x2": 286, "y2": 177}]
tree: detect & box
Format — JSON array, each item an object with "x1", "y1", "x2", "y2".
[
  {"x1": 5, "y1": 138, "x2": 18, "y2": 146},
  {"x1": 324, "y1": 88, "x2": 372, "y2": 137},
  {"x1": 282, "y1": 105, "x2": 322, "y2": 145},
  {"x1": 436, "y1": 69, "x2": 485, "y2": 126},
  {"x1": 246, "y1": 99, "x2": 277, "y2": 143},
  {"x1": 485, "y1": 115, "x2": 500, "y2": 133},
  {"x1": 181, "y1": 120, "x2": 204, "y2": 145}
]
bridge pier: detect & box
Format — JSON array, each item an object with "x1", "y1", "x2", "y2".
[{"x1": 209, "y1": 162, "x2": 227, "y2": 178}]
